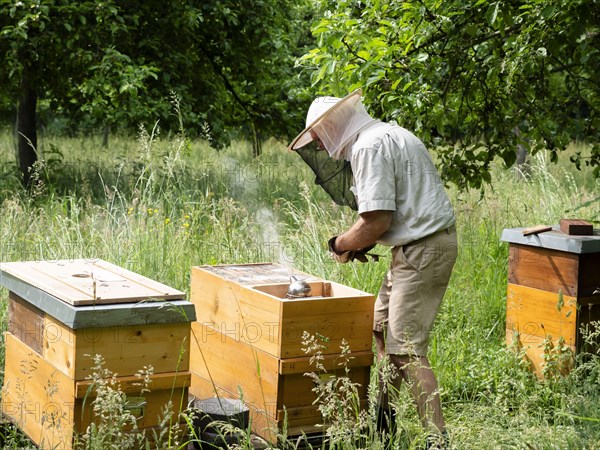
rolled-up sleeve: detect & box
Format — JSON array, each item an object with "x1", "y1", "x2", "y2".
[{"x1": 351, "y1": 145, "x2": 396, "y2": 214}]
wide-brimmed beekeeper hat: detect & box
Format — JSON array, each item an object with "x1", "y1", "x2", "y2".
[{"x1": 288, "y1": 89, "x2": 376, "y2": 159}]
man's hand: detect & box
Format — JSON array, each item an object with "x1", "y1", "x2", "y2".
[{"x1": 328, "y1": 236, "x2": 379, "y2": 263}]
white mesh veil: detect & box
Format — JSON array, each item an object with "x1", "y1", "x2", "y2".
[
  {"x1": 312, "y1": 96, "x2": 377, "y2": 160},
  {"x1": 289, "y1": 90, "x2": 378, "y2": 210}
]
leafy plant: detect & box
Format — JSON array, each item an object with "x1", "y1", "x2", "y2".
[{"x1": 300, "y1": 0, "x2": 600, "y2": 188}]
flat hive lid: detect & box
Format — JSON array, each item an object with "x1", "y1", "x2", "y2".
[
  {"x1": 198, "y1": 263, "x2": 322, "y2": 286},
  {"x1": 0, "y1": 259, "x2": 185, "y2": 306},
  {"x1": 501, "y1": 226, "x2": 600, "y2": 254},
  {"x1": 0, "y1": 259, "x2": 195, "y2": 329}
]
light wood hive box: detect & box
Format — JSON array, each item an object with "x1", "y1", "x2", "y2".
[
  {"x1": 189, "y1": 263, "x2": 375, "y2": 442},
  {"x1": 0, "y1": 259, "x2": 196, "y2": 450},
  {"x1": 501, "y1": 227, "x2": 600, "y2": 377}
]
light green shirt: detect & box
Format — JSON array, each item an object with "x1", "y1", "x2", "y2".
[{"x1": 350, "y1": 122, "x2": 455, "y2": 246}]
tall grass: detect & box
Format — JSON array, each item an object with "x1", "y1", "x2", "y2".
[{"x1": 0, "y1": 126, "x2": 599, "y2": 449}]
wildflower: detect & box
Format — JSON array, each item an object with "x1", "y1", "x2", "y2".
[
  {"x1": 183, "y1": 223, "x2": 190, "y2": 228},
  {"x1": 127, "y1": 207, "x2": 134, "y2": 215},
  {"x1": 164, "y1": 218, "x2": 171, "y2": 225}
]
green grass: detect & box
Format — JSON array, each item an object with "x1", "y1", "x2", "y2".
[{"x1": 0, "y1": 126, "x2": 599, "y2": 449}]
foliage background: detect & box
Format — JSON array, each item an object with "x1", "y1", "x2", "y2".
[
  {"x1": 300, "y1": 0, "x2": 600, "y2": 187},
  {"x1": 1, "y1": 1, "x2": 600, "y2": 447}
]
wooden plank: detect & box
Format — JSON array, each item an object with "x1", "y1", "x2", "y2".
[
  {"x1": 39, "y1": 315, "x2": 190, "y2": 380},
  {"x1": 189, "y1": 322, "x2": 280, "y2": 413},
  {"x1": 560, "y1": 219, "x2": 593, "y2": 236},
  {"x1": 189, "y1": 373, "x2": 357, "y2": 444},
  {"x1": 0, "y1": 279, "x2": 194, "y2": 328},
  {"x1": 3, "y1": 332, "x2": 76, "y2": 449},
  {"x1": 3, "y1": 332, "x2": 190, "y2": 449},
  {"x1": 279, "y1": 350, "x2": 373, "y2": 375},
  {"x1": 506, "y1": 283, "x2": 577, "y2": 345},
  {"x1": 280, "y1": 366, "x2": 370, "y2": 408},
  {"x1": 75, "y1": 371, "x2": 190, "y2": 398},
  {"x1": 42, "y1": 314, "x2": 76, "y2": 379},
  {"x1": 508, "y1": 244, "x2": 579, "y2": 297},
  {"x1": 196, "y1": 263, "x2": 320, "y2": 286},
  {"x1": 277, "y1": 404, "x2": 322, "y2": 426},
  {"x1": 71, "y1": 322, "x2": 191, "y2": 380},
  {"x1": 280, "y1": 295, "x2": 374, "y2": 358},
  {"x1": 8, "y1": 293, "x2": 45, "y2": 355},
  {"x1": 280, "y1": 313, "x2": 373, "y2": 358},
  {"x1": 521, "y1": 225, "x2": 553, "y2": 236},
  {"x1": 0, "y1": 259, "x2": 185, "y2": 306},
  {"x1": 277, "y1": 398, "x2": 368, "y2": 428},
  {"x1": 189, "y1": 373, "x2": 278, "y2": 419},
  {"x1": 73, "y1": 385, "x2": 189, "y2": 432},
  {"x1": 91, "y1": 259, "x2": 186, "y2": 297},
  {"x1": 275, "y1": 399, "x2": 368, "y2": 424},
  {"x1": 191, "y1": 267, "x2": 283, "y2": 357}
]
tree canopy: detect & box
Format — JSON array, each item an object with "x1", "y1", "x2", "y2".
[
  {"x1": 299, "y1": 0, "x2": 600, "y2": 188},
  {"x1": 2, "y1": 0, "x2": 599, "y2": 189},
  {"x1": 0, "y1": 0, "x2": 312, "y2": 183}
]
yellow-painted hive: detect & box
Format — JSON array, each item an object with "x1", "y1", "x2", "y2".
[
  {"x1": 188, "y1": 263, "x2": 375, "y2": 442},
  {"x1": 0, "y1": 259, "x2": 195, "y2": 450}
]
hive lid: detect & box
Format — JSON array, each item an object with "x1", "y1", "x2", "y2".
[
  {"x1": 0, "y1": 259, "x2": 185, "y2": 306},
  {"x1": 197, "y1": 263, "x2": 322, "y2": 286},
  {"x1": 501, "y1": 226, "x2": 600, "y2": 254}
]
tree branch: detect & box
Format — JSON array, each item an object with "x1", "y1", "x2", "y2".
[
  {"x1": 341, "y1": 35, "x2": 367, "y2": 63},
  {"x1": 197, "y1": 43, "x2": 257, "y2": 119}
]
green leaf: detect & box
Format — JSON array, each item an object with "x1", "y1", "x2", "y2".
[
  {"x1": 357, "y1": 50, "x2": 370, "y2": 60},
  {"x1": 403, "y1": 79, "x2": 417, "y2": 92},
  {"x1": 489, "y1": 2, "x2": 500, "y2": 26},
  {"x1": 556, "y1": 290, "x2": 564, "y2": 312}
]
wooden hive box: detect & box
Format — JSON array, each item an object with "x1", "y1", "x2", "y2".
[
  {"x1": 501, "y1": 227, "x2": 600, "y2": 376},
  {"x1": 189, "y1": 263, "x2": 375, "y2": 442},
  {"x1": 0, "y1": 259, "x2": 196, "y2": 450}
]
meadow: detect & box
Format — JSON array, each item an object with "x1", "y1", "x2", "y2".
[{"x1": 0, "y1": 125, "x2": 599, "y2": 449}]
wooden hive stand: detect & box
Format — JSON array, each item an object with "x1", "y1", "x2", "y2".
[
  {"x1": 188, "y1": 263, "x2": 375, "y2": 443},
  {"x1": 0, "y1": 259, "x2": 196, "y2": 450},
  {"x1": 501, "y1": 225, "x2": 600, "y2": 377}
]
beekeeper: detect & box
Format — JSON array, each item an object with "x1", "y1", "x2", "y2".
[{"x1": 289, "y1": 89, "x2": 457, "y2": 448}]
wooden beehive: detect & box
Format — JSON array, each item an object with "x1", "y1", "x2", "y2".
[
  {"x1": 189, "y1": 263, "x2": 375, "y2": 442},
  {"x1": 0, "y1": 259, "x2": 196, "y2": 450},
  {"x1": 501, "y1": 226, "x2": 600, "y2": 376}
]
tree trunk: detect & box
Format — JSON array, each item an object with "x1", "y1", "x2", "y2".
[
  {"x1": 102, "y1": 125, "x2": 110, "y2": 148},
  {"x1": 17, "y1": 68, "x2": 38, "y2": 187}
]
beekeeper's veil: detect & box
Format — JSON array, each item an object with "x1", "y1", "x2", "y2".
[
  {"x1": 288, "y1": 89, "x2": 377, "y2": 210},
  {"x1": 289, "y1": 89, "x2": 376, "y2": 159}
]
